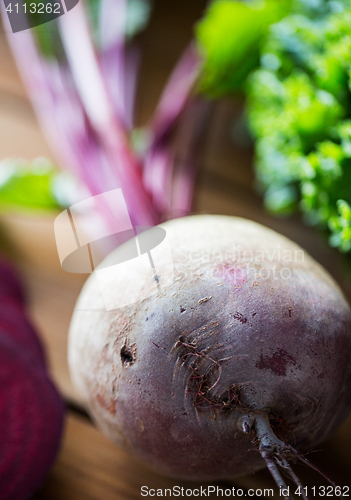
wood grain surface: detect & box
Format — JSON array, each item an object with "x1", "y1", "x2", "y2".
[{"x1": 0, "y1": 1, "x2": 351, "y2": 497}]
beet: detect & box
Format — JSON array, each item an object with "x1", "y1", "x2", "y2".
[
  {"x1": 69, "y1": 215, "x2": 351, "y2": 495},
  {"x1": 0, "y1": 259, "x2": 24, "y2": 305},
  {"x1": 0, "y1": 302, "x2": 47, "y2": 367},
  {"x1": 0, "y1": 257, "x2": 65, "y2": 500},
  {"x1": 0, "y1": 258, "x2": 45, "y2": 365}
]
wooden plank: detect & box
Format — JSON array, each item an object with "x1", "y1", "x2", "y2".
[
  {"x1": 32, "y1": 412, "x2": 225, "y2": 500},
  {"x1": 199, "y1": 99, "x2": 255, "y2": 190},
  {"x1": 0, "y1": 106, "x2": 52, "y2": 160},
  {"x1": 0, "y1": 31, "x2": 27, "y2": 98},
  {"x1": 32, "y1": 411, "x2": 351, "y2": 499},
  {"x1": 24, "y1": 267, "x2": 86, "y2": 405}
]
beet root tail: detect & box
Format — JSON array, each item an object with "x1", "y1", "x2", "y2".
[{"x1": 246, "y1": 414, "x2": 344, "y2": 500}]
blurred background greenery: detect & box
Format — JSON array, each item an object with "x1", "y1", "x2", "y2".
[{"x1": 2, "y1": 0, "x2": 351, "y2": 253}]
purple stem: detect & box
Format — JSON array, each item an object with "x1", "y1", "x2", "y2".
[
  {"x1": 98, "y1": 0, "x2": 140, "y2": 128},
  {"x1": 100, "y1": 44, "x2": 140, "y2": 130},
  {"x1": 44, "y1": 63, "x2": 123, "y2": 233},
  {"x1": 3, "y1": 0, "x2": 206, "y2": 230},
  {"x1": 58, "y1": 2, "x2": 159, "y2": 226},
  {"x1": 123, "y1": 44, "x2": 141, "y2": 129},
  {"x1": 3, "y1": 14, "x2": 126, "y2": 235},
  {"x1": 40, "y1": 60, "x2": 106, "y2": 197},
  {"x1": 100, "y1": 45, "x2": 127, "y2": 127},
  {"x1": 142, "y1": 42, "x2": 203, "y2": 217},
  {"x1": 99, "y1": 0, "x2": 130, "y2": 127},
  {"x1": 2, "y1": 19, "x2": 84, "y2": 184},
  {"x1": 46, "y1": 62, "x2": 136, "y2": 234},
  {"x1": 147, "y1": 42, "x2": 202, "y2": 147},
  {"x1": 99, "y1": 0, "x2": 126, "y2": 49},
  {"x1": 143, "y1": 143, "x2": 175, "y2": 214},
  {"x1": 170, "y1": 98, "x2": 211, "y2": 217}
]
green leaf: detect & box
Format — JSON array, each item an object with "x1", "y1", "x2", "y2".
[
  {"x1": 195, "y1": 0, "x2": 291, "y2": 97},
  {"x1": 0, "y1": 159, "x2": 63, "y2": 212},
  {"x1": 247, "y1": 0, "x2": 351, "y2": 253},
  {"x1": 328, "y1": 200, "x2": 351, "y2": 252}
]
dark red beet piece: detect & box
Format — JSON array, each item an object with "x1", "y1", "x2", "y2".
[
  {"x1": 0, "y1": 257, "x2": 65, "y2": 499},
  {"x1": 0, "y1": 302, "x2": 47, "y2": 367},
  {"x1": 0, "y1": 258, "x2": 24, "y2": 305}
]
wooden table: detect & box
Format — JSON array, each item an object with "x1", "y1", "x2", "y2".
[{"x1": 0, "y1": 1, "x2": 351, "y2": 497}]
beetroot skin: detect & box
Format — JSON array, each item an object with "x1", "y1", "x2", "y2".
[
  {"x1": 69, "y1": 215, "x2": 351, "y2": 490},
  {"x1": 0, "y1": 258, "x2": 64, "y2": 500}
]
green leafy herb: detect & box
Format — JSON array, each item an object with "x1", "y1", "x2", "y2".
[
  {"x1": 0, "y1": 158, "x2": 68, "y2": 212},
  {"x1": 247, "y1": 0, "x2": 351, "y2": 252},
  {"x1": 329, "y1": 200, "x2": 351, "y2": 252},
  {"x1": 196, "y1": 0, "x2": 291, "y2": 97}
]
